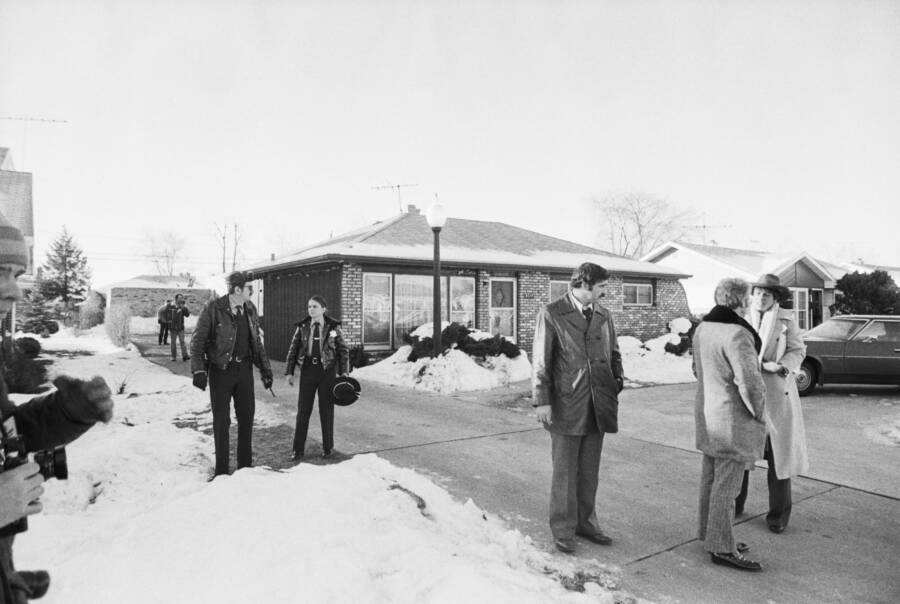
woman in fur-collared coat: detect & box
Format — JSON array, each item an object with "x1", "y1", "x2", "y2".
[{"x1": 735, "y1": 274, "x2": 809, "y2": 533}]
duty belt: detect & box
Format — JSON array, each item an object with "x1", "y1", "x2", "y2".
[{"x1": 306, "y1": 357, "x2": 321, "y2": 365}]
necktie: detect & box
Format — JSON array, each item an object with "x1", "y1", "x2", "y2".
[
  {"x1": 312, "y1": 323, "x2": 321, "y2": 359},
  {"x1": 582, "y1": 306, "x2": 593, "y2": 324},
  {"x1": 235, "y1": 306, "x2": 243, "y2": 317}
]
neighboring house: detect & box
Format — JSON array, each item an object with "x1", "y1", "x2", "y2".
[
  {"x1": 247, "y1": 205, "x2": 692, "y2": 360},
  {"x1": 641, "y1": 240, "x2": 838, "y2": 330},
  {"x1": 0, "y1": 147, "x2": 36, "y2": 337},
  {"x1": 103, "y1": 274, "x2": 213, "y2": 318}
]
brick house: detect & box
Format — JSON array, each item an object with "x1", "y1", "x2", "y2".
[
  {"x1": 104, "y1": 275, "x2": 214, "y2": 319},
  {"x1": 248, "y1": 206, "x2": 691, "y2": 360},
  {"x1": 0, "y1": 147, "x2": 36, "y2": 337}
]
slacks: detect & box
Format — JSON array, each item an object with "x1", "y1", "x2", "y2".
[
  {"x1": 698, "y1": 454, "x2": 746, "y2": 553},
  {"x1": 549, "y1": 430, "x2": 604, "y2": 539},
  {"x1": 170, "y1": 329, "x2": 188, "y2": 360},
  {"x1": 292, "y1": 360, "x2": 336, "y2": 455},
  {"x1": 209, "y1": 360, "x2": 255, "y2": 476},
  {"x1": 734, "y1": 436, "x2": 792, "y2": 529}
]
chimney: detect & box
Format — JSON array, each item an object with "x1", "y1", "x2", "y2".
[
  {"x1": 270, "y1": 253, "x2": 275, "y2": 261},
  {"x1": 407, "y1": 204, "x2": 420, "y2": 214}
]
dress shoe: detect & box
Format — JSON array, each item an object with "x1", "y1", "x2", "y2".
[
  {"x1": 554, "y1": 537, "x2": 577, "y2": 554},
  {"x1": 183, "y1": 355, "x2": 190, "y2": 361},
  {"x1": 321, "y1": 450, "x2": 333, "y2": 459},
  {"x1": 291, "y1": 452, "x2": 303, "y2": 461},
  {"x1": 768, "y1": 524, "x2": 785, "y2": 534},
  {"x1": 736, "y1": 542, "x2": 749, "y2": 553},
  {"x1": 576, "y1": 530, "x2": 612, "y2": 546},
  {"x1": 710, "y1": 552, "x2": 762, "y2": 571},
  {"x1": 18, "y1": 570, "x2": 50, "y2": 599}
]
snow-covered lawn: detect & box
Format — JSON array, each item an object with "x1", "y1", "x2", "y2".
[
  {"x1": 131, "y1": 314, "x2": 199, "y2": 335},
  {"x1": 11, "y1": 329, "x2": 630, "y2": 603}
]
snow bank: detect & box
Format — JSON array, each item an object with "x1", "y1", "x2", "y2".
[
  {"x1": 131, "y1": 315, "x2": 198, "y2": 335},
  {"x1": 16, "y1": 326, "x2": 128, "y2": 355},
  {"x1": 353, "y1": 346, "x2": 531, "y2": 394}
]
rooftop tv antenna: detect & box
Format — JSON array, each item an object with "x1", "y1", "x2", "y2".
[
  {"x1": 0, "y1": 116, "x2": 68, "y2": 170},
  {"x1": 372, "y1": 182, "x2": 418, "y2": 212}
]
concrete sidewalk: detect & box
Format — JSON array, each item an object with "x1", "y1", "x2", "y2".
[{"x1": 133, "y1": 335, "x2": 899, "y2": 603}]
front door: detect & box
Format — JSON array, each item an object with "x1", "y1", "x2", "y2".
[{"x1": 809, "y1": 289, "x2": 823, "y2": 327}]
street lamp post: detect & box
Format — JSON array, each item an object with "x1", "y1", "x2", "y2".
[{"x1": 425, "y1": 200, "x2": 447, "y2": 356}]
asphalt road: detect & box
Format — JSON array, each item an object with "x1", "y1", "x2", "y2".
[{"x1": 135, "y1": 334, "x2": 900, "y2": 603}]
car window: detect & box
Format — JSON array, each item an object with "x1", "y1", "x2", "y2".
[
  {"x1": 852, "y1": 321, "x2": 900, "y2": 343},
  {"x1": 805, "y1": 318, "x2": 866, "y2": 340}
]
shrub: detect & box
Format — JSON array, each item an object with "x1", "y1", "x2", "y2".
[
  {"x1": 105, "y1": 305, "x2": 132, "y2": 348},
  {"x1": 405, "y1": 322, "x2": 522, "y2": 361},
  {"x1": 79, "y1": 294, "x2": 106, "y2": 329},
  {"x1": 45, "y1": 320, "x2": 60, "y2": 335},
  {"x1": 14, "y1": 337, "x2": 41, "y2": 358},
  {"x1": 349, "y1": 345, "x2": 369, "y2": 370},
  {"x1": 3, "y1": 348, "x2": 48, "y2": 394}
]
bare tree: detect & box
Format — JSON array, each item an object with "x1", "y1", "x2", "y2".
[
  {"x1": 146, "y1": 231, "x2": 186, "y2": 276},
  {"x1": 231, "y1": 222, "x2": 242, "y2": 271},
  {"x1": 590, "y1": 191, "x2": 698, "y2": 258},
  {"x1": 178, "y1": 271, "x2": 197, "y2": 287},
  {"x1": 214, "y1": 222, "x2": 228, "y2": 273}
]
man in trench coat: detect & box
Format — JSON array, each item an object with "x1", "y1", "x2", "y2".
[
  {"x1": 532, "y1": 262, "x2": 624, "y2": 554},
  {"x1": 693, "y1": 277, "x2": 767, "y2": 571}
]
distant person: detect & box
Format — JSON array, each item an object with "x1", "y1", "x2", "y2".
[
  {"x1": 693, "y1": 278, "x2": 767, "y2": 571},
  {"x1": 734, "y1": 275, "x2": 808, "y2": 533},
  {"x1": 169, "y1": 293, "x2": 191, "y2": 362},
  {"x1": 531, "y1": 262, "x2": 624, "y2": 555},
  {"x1": 284, "y1": 295, "x2": 349, "y2": 460},
  {"x1": 190, "y1": 271, "x2": 273, "y2": 477},
  {"x1": 156, "y1": 299, "x2": 172, "y2": 345}
]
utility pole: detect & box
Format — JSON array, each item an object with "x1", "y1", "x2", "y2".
[
  {"x1": 0, "y1": 116, "x2": 68, "y2": 170},
  {"x1": 685, "y1": 213, "x2": 732, "y2": 245},
  {"x1": 372, "y1": 182, "x2": 418, "y2": 212}
]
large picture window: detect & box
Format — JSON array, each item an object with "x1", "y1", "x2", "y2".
[
  {"x1": 623, "y1": 281, "x2": 654, "y2": 306},
  {"x1": 449, "y1": 277, "x2": 475, "y2": 327},
  {"x1": 363, "y1": 273, "x2": 392, "y2": 348},
  {"x1": 393, "y1": 275, "x2": 438, "y2": 344},
  {"x1": 489, "y1": 278, "x2": 516, "y2": 341}
]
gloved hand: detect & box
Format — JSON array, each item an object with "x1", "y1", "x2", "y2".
[
  {"x1": 285, "y1": 374, "x2": 295, "y2": 387},
  {"x1": 192, "y1": 372, "x2": 208, "y2": 391},
  {"x1": 616, "y1": 376, "x2": 624, "y2": 393},
  {"x1": 261, "y1": 371, "x2": 273, "y2": 390},
  {"x1": 53, "y1": 375, "x2": 114, "y2": 424}
]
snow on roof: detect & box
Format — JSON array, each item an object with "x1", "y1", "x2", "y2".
[
  {"x1": 250, "y1": 212, "x2": 689, "y2": 278},
  {"x1": 103, "y1": 274, "x2": 210, "y2": 291}
]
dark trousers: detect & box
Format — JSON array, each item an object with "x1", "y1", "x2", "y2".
[
  {"x1": 158, "y1": 323, "x2": 169, "y2": 345},
  {"x1": 548, "y1": 431, "x2": 604, "y2": 539},
  {"x1": 170, "y1": 329, "x2": 187, "y2": 360},
  {"x1": 292, "y1": 360, "x2": 335, "y2": 455},
  {"x1": 209, "y1": 361, "x2": 255, "y2": 476},
  {"x1": 735, "y1": 436, "x2": 792, "y2": 529}
]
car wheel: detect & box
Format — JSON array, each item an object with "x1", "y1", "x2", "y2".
[{"x1": 796, "y1": 361, "x2": 816, "y2": 397}]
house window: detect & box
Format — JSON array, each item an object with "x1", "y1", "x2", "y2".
[
  {"x1": 791, "y1": 288, "x2": 809, "y2": 330},
  {"x1": 550, "y1": 280, "x2": 569, "y2": 301},
  {"x1": 449, "y1": 276, "x2": 475, "y2": 327},
  {"x1": 489, "y1": 278, "x2": 516, "y2": 341},
  {"x1": 623, "y1": 281, "x2": 654, "y2": 306},
  {"x1": 363, "y1": 273, "x2": 392, "y2": 348},
  {"x1": 393, "y1": 275, "x2": 444, "y2": 344}
]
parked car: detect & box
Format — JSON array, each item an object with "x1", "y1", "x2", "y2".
[{"x1": 797, "y1": 315, "x2": 900, "y2": 396}]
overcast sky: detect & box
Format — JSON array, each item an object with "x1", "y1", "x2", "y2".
[{"x1": 1, "y1": 0, "x2": 898, "y2": 287}]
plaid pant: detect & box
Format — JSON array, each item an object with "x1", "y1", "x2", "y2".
[{"x1": 697, "y1": 454, "x2": 745, "y2": 553}]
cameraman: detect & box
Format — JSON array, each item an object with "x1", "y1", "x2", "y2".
[{"x1": 0, "y1": 212, "x2": 114, "y2": 603}]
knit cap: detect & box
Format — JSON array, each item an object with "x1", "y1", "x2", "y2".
[{"x1": 0, "y1": 211, "x2": 28, "y2": 267}]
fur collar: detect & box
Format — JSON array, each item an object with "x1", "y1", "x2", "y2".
[{"x1": 703, "y1": 305, "x2": 762, "y2": 353}]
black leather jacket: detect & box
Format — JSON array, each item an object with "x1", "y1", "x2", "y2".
[
  {"x1": 190, "y1": 296, "x2": 272, "y2": 376},
  {"x1": 284, "y1": 315, "x2": 350, "y2": 376}
]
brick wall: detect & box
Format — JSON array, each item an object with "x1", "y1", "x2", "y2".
[
  {"x1": 516, "y1": 271, "x2": 549, "y2": 354},
  {"x1": 108, "y1": 287, "x2": 214, "y2": 318},
  {"x1": 340, "y1": 263, "x2": 363, "y2": 347},
  {"x1": 475, "y1": 270, "x2": 491, "y2": 332},
  {"x1": 611, "y1": 277, "x2": 692, "y2": 340}
]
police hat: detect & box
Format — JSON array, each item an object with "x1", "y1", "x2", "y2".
[{"x1": 332, "y1": 376, "x2": 361, "y2": 406}]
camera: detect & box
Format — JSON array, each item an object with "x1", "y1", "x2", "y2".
[{"x1": 0, "y1": 417, "x2": 68, "y2": 536}]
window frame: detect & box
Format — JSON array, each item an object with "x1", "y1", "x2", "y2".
[
  {"x1": 488, "y1": 277, "x2": 517, "y2": 342},
  {"x1": 362, "y1": 272, "x2": 393, "y2": 350},
  {"x1": 622, "y1": 280, "x2": 655, "y2": 307}
]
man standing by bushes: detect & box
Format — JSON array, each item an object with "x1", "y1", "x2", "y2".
[
  {"x1": 532, "y1": 262, "x2": 624, "y2": 555},
  {"x1": 0, "y1": 210, "x2": 115, "y2": 602},
  {"x1": 156, "y1": 299, "x2": 171, "y2": 345},
  {"x1": 169, "y1": 294, "x2": 190, "y2": 362}
]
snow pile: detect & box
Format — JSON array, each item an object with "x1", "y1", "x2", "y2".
[
  {"x1": 410, "y1": 321, "x2": 494, "y2": 342},
  {"x1": 642, "y1": 333, "x2": 681, "y2": 353},
  {"x1": 353, "y1": 346, "x2": 531, "y2": 394},
  {"x1": 668, "y1": 317, "x2": 693, "y2": 335},
  {"x1": 14, "y1": 336, "x2": 622, "y2": 603},
  {"x1": 16, "y1": 326, "x2": 128, "y2": 355},
  {"x1": 131, "y1": 315, "x2": 199, "y2": 335}
]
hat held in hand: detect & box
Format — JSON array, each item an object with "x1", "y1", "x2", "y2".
[{"x1": 332, "y1": 376, "x2": 361, "y2": 406}]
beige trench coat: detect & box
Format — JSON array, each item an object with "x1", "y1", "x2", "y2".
[{"x1": 749, "y1": 305, "x2": 810, "y2": 479}]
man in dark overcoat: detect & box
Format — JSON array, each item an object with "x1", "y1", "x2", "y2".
[
  {"x1": 532, "y1": 262, "x2": 624, "y2": 554},
  {"x1": 693, "y1": 277, "x2": 767, "y2": 571}
]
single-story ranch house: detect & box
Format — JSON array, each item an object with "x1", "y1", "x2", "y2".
[{"x1": 248, "y1": 206, "x2": 691, "y2": 360}]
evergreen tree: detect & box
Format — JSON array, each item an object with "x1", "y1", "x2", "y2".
[
  {"x1": 834, "y1": 270, "x2": 900, "y2": 315},
  {"x1": 39, "y1": 227, "x2": 92, "y2": 304}
]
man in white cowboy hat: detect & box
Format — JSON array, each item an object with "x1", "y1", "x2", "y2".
[{"x1": 734, "y1": 274, "x2": 808, "y2": 533}]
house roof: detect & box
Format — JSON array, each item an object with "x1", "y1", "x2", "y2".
[
  {"x1": 642, "y1": 240, "x2": 838, "y2": 282},
  {"x1": 0, "y1": 148, "x2": 8, "y2": 168},
  {"x1": 0, "y1": 169, "x2": 34, "y2": 236},
  {"x1": 102, "y1": 274, "x2": 209, "y2": 291},
  {"x1": 249, "y1": 210, "x2": 690, "y2": 278}
]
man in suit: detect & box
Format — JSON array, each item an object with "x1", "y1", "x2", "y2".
[
  {"x1": 532, "y1": 262, "x2": 624, "y2": 554},
  {"x1": 693, "y1": 277, "x2": 767, "y2": 571}
]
